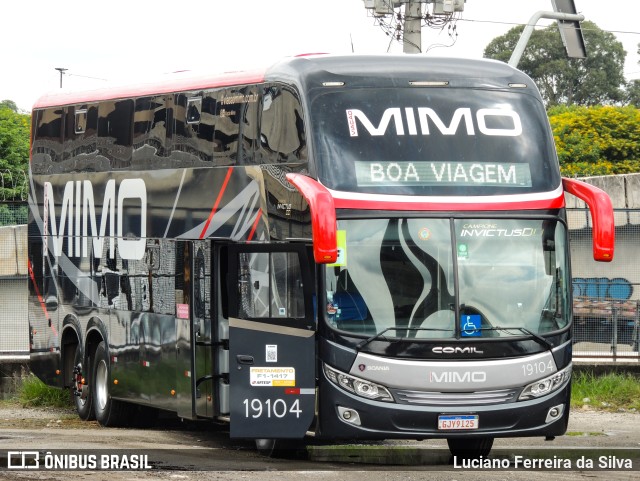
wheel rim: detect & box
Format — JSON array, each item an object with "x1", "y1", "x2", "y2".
[{"x1": 95, "y1": 359, "x2": 109, "y2": 411}]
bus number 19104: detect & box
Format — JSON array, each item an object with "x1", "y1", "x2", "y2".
[{"x1": 243, "y1": 398, "x2": 302, "y2": 418}]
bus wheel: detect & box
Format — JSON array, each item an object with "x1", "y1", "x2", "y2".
[
  {"x1": 255, "y1": 439, "x2": 306, "y2": 459},
  {"x1": 92, "y1": 341, "x2": 133, "y2": 427},
  {"x1": 255, "y1": 438, "x2": 277, "y2": 456},
  {"x1": 72, "y1": 345, "x2": 94, "y2": 421},
  {"x1": 447, "y1": 437, "x2": 494, "y2": 459}
]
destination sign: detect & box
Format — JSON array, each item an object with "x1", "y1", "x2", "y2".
[{"x1": 354, "y1": 161, "x2": 532, "y2": 188}]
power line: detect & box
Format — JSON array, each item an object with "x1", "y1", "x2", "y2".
[
  {"x1": 366, "y1": 7, "x2": 640, "y2": 55},
  {"x1": 67, "y1": 73, "x2": 108, "y2": 82},
  {"x1": 459, "y1": 17, "x2": 640, "y2": 38}
]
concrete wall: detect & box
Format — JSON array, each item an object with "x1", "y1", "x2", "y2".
[
  {"x1": 0, "y1": 225, "x2": 27, "y2": 276},
  {"x1": 567, "y1": 173, "x2": 640, "y2": 229}
]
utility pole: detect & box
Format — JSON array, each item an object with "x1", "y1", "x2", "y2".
[
  {"x1": 403, "y1": 1, "x2": 422, "y2": 53},
  {"x1": 55, "y1": 67, "x2": 67, "y2": 88},
  {"x1": 364, "y1": 1, "x2": 465, "y2": 54}
]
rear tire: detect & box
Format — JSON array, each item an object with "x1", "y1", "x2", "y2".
[
  {"x1": 447, "y1": 437, "x2": 494, "y2": 459},
  {"x1": 72, "y1": 345, "x2": 94, "y2": 421},
  {"x1": 92, "y1": 341, "x2": 134, "y2": 427}
]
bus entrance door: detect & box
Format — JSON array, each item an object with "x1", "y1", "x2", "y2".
[
  {"x1": 227, "y1": 244, "x2": 316, "y2": 439},
  {"x1": 176, "y1": 240, "x2": 214, "y2": 420}
]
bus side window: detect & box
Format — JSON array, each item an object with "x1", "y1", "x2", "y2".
[
  {"x1": 75, "y1": 108, "x2": 87, "y2": 134},
  {"x1": 133, "y1": 96, "x2": 168, "y2": 165},
  {"x1": 196, "y1": 94, "x2": 216, "y2": 163},
  {"x1": 186, "y1": 97, "x2": 202, "y2": 124},
  {"x1": 32, "y1": 108, "x2": 64, "y2": 172},
  {"x1": 98, "y1": 99, "x2": 134, "y2": 169},
  {"x1": 258, "y1": 84, "x2": 307, "y2": 164},
  {"x1": 214, "y1": 88, "x2": 241, "y2": 165},
  {"x1": 238, "y1": 87, "x2": 259, "y2": 165},
  {"x1": 63, "y1": 107, "x2": 79, "y2": 164},
  {"x1": 84, "y1": 105, "x2": 99, "y2": 163},
  {"x1": 173, "y1": 93, "x2": 206, "y2": 165},
  {"x1": 58, "y1": 104, "x2": 100, "y2": 172},
  {"x1": 237, "y1": 251, "x2": 304, "y2": 320}
]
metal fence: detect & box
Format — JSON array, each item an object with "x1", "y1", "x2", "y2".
[
  {"x1": 0, "y1": 203, "x2": 29, "y2": 360},
  {"x1": 0, "y1": 203, "x2": 638, "y2": 362},
  {"x1": 570, "y1": 209, "x2": 640, "y2": 362}
]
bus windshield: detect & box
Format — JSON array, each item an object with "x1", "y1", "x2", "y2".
[
  {"x1": 324, "y1": 218, "x2": 569, "y2": 340},
  {"x1": 310, "y1": 87, "x2": 560, "y2": 196}
]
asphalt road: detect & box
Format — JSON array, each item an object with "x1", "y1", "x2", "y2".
[{"x1": 0, "y1": 404, "x2": 638, "y2": 480}]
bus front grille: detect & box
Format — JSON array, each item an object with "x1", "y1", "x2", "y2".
[{"x1": 394, "y1": 388, "x2": 518, "y2": 406}]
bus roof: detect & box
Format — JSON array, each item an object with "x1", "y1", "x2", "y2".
[
  {"x1": 32, "y1": 54, "x2": 534, "y2": 110},
  {"x1": 32, "y1": 69, "x2": 267, "y2": 110}
]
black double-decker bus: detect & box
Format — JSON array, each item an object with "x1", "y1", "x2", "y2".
[{"x1": 28, "y1": 55, "x2": 614, "y2": 457}]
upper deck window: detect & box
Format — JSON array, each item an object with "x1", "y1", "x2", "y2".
[
  {"x1": 74, "y1": 109, "x2": 88, "y2": 134},
  {"x1": 310, "y1": 87, "x2": 560, "y2": 196}
]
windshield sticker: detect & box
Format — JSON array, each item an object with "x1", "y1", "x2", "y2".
[
  {"x1": 461, "y1": 315, "x2": 482, "y2": 337},
  {"x1": 418, "y1": 227, "x2": 431, "y2": 241},
  {"x1": 328, "y1": 230, "x2": 347, "y2": 267},
  {"x1": 457, "y1": 243, "x2": 469, "y2": 259},
  {"x1": 250, "y1": 367, "x2": 295, "y2": 387},
  {"x1": 459, "y1": 223, "x2": 538, "y2": 238},
  {"x1": 354, "y1": 161, "x2": 532, "y2": 188}
]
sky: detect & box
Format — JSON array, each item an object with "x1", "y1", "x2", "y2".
[{"x1": 1, "y1": 0, "x2": 639, "y2": 112}]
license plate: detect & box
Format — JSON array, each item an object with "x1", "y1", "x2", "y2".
[{"x1": 438, "y1": 415, "x2": 479, "y2": 430}]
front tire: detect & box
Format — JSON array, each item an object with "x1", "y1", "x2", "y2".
[
  {"x1": 255, "y1": 439, "x2": 306, "y2": 459},
  {"x1": 92, "y1": 341, "x2": 133, "y2": 427},
  {"x1": 447, "y1": 437, "x2": 494, "y2": 459}
]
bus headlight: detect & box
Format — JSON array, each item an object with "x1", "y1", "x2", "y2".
[
  {"x1": 323, "y1": 363, "x2": 394, "y2": 402},
  {"x1": 519, "y1": 364, "x2": 572, "y2": 401}
]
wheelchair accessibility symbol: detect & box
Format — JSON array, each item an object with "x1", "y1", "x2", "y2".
[{"x1": 461, "y1": 314, "x2": 481, "y2": 337}]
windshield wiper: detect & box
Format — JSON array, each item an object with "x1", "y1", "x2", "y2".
[
  {"x1": 355, "y1": 327, "x2": 453, "y2": 351},
  {"x1": 488, "y1": 326, "x2": 554, "y2": 351},
  {"x1": 354, "y1": 326, "x2": 552, "y2": 352}
]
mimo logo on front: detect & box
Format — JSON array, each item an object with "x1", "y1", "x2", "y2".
[
  {"x1": 42, "y1": 179, "x2": 147, "y2": 261},
  {"x1": 346, "y1": 107, "x2": 523, "y2": 137}
]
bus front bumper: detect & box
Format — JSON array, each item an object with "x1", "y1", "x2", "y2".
[{"x1": 317, "y1": 375, "x2": 571, "y2": 440}]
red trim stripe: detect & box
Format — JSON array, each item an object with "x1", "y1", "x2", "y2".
[
  {"x1": 333, "y1": 196, "x2": 565, "y2": 211},
  {"x1": 199, "y1": 167, "x2": 234, "y2": 239},
  {"x1": 33, "y1": 70, "x2": 266, "y2": 109},
  {"x1": 28, "y1": 259, "x2": 57, "y2": 338},
  {"x1": 247, "y1": 208, "x2": 262, "y2": 242}
]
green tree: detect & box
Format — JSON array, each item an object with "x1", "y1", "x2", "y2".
[
  {"x1": 484, "y1": 21, "x2": 626, "y2": 107},
  {"x1": 0, "y1": 100, "x2": 19, "y2": 112},
  {"x1": 549, "y1": 105, "x2": 640, "y2": 176},
  {"x1": 625, "y1": 79, "x2": 640, "y2": 107},
  {"x1": 0, "y1": 103, "x2": 30, "y2": 201}
]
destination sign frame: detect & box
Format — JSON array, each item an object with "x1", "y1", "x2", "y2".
[{"x1": 354, "y1": 161, "x2": 533, "y2": 188}]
